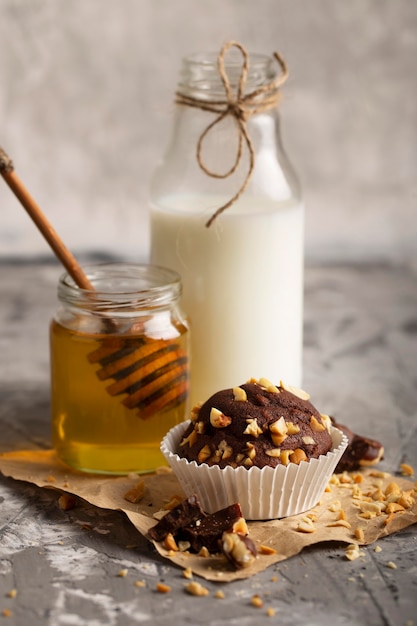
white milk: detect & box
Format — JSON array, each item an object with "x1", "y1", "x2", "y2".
[{"x1": 150, "y1": 194, "x2": 304, "y2": 406}]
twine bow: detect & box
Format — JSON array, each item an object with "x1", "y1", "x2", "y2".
[{"x1": 175, "y1": 41, "x2": 289, "y2": 227}]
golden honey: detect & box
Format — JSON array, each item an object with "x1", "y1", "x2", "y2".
[{"x1": 50, "y1": 263, "x2": 189, "y2": 474}]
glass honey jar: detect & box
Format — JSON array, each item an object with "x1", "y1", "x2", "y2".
[{"x1": 50, "y1": 263, "x2": 189, "y2": 474}]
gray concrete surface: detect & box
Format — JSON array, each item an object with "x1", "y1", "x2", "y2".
[
  {"x1": 0, "y1": 261, "x2": 416, "y2": 625},
  {"x1": 1, "y1": 0, "x2": 416, "y2": 264}
]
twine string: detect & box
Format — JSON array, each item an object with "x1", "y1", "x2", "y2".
[{"x1": 175, "y1": 41, "x2": 289, "y2": 227}]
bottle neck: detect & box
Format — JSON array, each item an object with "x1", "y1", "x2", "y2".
[{"x1": 177, "y1": 51, "x2": 279, "y2": 100}]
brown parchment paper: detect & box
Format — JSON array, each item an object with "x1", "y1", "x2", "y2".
[{"x1": 0, "y1": 449, "x2": 416, "y2": 582}]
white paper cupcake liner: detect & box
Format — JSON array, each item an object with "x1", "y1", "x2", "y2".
[{"x1": 161, "y1": 421, "x2": 348, "y2": 520}]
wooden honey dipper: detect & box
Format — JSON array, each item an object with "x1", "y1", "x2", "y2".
[{"x1": 0, "y1": 147, "x2": 189, "y2": 418}]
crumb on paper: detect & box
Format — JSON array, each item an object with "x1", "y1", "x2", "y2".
[{"x1": 124, "y1": 480, "x2": 145, "y2": 504}]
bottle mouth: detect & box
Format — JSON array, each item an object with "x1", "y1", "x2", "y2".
[
  {"x1": 178, "y1": 51, "x2": 278, "y2": 98},
  {"x1": 58, "y1": 263, "x2": 182, "y2": 312}
]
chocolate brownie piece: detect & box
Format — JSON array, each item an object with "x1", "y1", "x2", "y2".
[
  {"x1": 179, "y1": 379, "x2": 333, "y2": 469},
  {"x1": 330, "y1": 418, "x2": 384, "y2": 472},
  {"x1": 179, "y1": 502, "x2": 245, "y2": 553}
]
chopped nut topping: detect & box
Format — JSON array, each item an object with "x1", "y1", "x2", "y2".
[
  {"x1": 246, "y1": 442, "x2": 257, "y2": 459},
  {"x1": 280, "y1": 449, "x2": 294, "y2": 466},
  {"x1": 180, "y1": 428, "x2": 198, "y2": 448},
  {"x1": 195, "y1": 421, "x2": 205, "y2": 434},
  {"x1": 320, "y1": 413, "x2": 332, "y2": 431},
  {"x1": 271, "y1": 433, "x2": 288, "y2": 446},
  {"x1": 310, "y1": 415, "x2": 326, "y2": 432},
  {"x1": 258, "y1": 377, "x2": 275, "y2": 390},
  {"x1": 197, "y1": 445, "x2": 211, "y2": 463},
  {"x1": 190, "y1": 404, "x2": 202, "y2": 422},
  {"x1": 215, "y1": 439, "x2": 233, "y2": 460},
  {"x1": 269, "y1": 416, "x2": 288, "y2": 436},
  {"x1": 290, "y1": 448, "x2": 308, "y2": 464},
  {"x1": 185, "y1": 581, "x2": 210, "y2": 596},
  {"x1": 280, "y1": 380, "x2": 310, "y2": 400},
  {"x1": 233, "y1": 386, "x2": 247, "y2": 402},
  {"x1": 265, "y1": 448, "x2": 281, "y2": 458},
  {"x1": 302, "y1": 436, "x2": 315, "y2": 445},
  {"x1": 286, "y1": 421, "x2": 301, "y2": 435},
  {"x1": 244, "y1": 418, "x2": 263, "y2": 437},
  {"x1": 210, "y1": 407, "x2": 232, "y2": 428}
]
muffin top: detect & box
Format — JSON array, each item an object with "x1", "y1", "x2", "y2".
[{"x1": 179, "y1": 378, "x2": 333, "y2": 469}]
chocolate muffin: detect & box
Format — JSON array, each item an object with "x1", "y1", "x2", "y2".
[{"x1": 179, "y1": 378, "x2": 333, "y2": 469}]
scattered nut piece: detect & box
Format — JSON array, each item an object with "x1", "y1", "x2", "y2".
[
  {"x1": 354, "y1": 527, "x2": 365, "y2": 543},
  {"x1": 198, "y1": 546, "x2": 210, "y2": 558},
  {"x1": 328, "y1": 500, "x2": 342, "y2": 513},
  {"x1": 6, "y1": 589, "x2": 17, "y2": 599},
  {"x1": 2, "y1": 609, "x2": 12, "y2": 618},
  {"x1": 374, "y1": 545, "x2": 382, "y2": 553},
  {"x1": 156, "y1": 582, "x2": 171, "y2": 593},
  {"x1": 180, "y1": 429, "x2": 198, "y2": 448},
  {"x1": 266, "y1": 607, "x2": 276, "y2": 617},
  {"x1": 124, "y1": 480, "x2": 145, "y2": 504},
  {"x1": 326, "y1": 519, "x2": 352, "y2": 529},
  {"x1": 214, "y1": 590, "x2": 225, "y2": 599},
  {"x1": 386, "y1": 561, "x2": 397, "y2": 570},
  {"x1": 134, "y1": 580, "x2": 146, "y2": 587},
  {"x1": 233, "y1": 386, "x2": 247, "y2": 402},
  {"x1": 345, "y1": 544, "x2": 363, "y2": 561},
  {"x1": 400, "y1": 463, "x2": 414, "y2": 477},
  {"x1": 296, "y1": 517, "x2": 316, "y2": 533},
  {"x1": 251, "y1": 594, "x2": 264, "y2": 608},
  {"x1": 117, "y1": 569, "x2": 128, "y2": 577},
  {"x1": 259, "y1": 545, "x2": 277, "y2": 555},
  {"x1": 182, "y1": 567, "x2": 193, "y2": 580},
  {"x1": 185, "y1": 581, "x2": 209, "y2": 596}
]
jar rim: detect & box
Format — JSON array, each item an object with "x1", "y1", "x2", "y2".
[{"x1": 58, "y1": 262, "x2": 182, "y2": 312}]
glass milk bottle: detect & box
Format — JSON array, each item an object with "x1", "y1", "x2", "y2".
[{"x1": 150, "y1": 42, "x2": 303, "y2": 406}]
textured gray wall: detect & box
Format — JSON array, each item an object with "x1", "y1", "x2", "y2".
[{"x1": 1, "y1": 0, "x2": 416, "y2": 264}]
